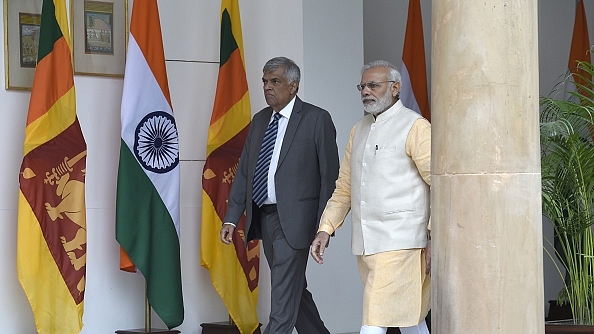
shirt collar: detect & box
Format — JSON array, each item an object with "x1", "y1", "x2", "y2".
[{"x1": 276, "y1": 96, "x2": 296, "y2": 119}]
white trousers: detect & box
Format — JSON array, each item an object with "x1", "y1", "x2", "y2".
[{"x1": 359, "y1": 320, "x2": 429, "y2": 334}]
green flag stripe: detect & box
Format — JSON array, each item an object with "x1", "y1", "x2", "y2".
[
  {"x1": 219, "y1": 9, "x2": 238, "y2": 67},
  {"x1": 115, "y1": 142, "x2": 183, "y2": 328},
  {"x1": 37, "y1": 0, "x2": 63, "y2": 62}
]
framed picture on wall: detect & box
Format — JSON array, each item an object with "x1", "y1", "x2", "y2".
[
  {"x1": 71, "y1": 0, "x2": 128, "y2": 77},
  {"x1": 3, "y1": 0, "x2": 43, "y2": 90}
]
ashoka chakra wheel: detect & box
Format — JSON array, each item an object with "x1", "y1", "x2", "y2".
[{"x1": 134, "y1": 111, "x2": 179, "y2": 174}]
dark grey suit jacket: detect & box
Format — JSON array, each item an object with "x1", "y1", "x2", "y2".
[{"x1": 223, "y1": 96, "x2": 339, "y2": 249}]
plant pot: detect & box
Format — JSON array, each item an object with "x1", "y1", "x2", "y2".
[
  {"x1": 547, "y1": 300, "x2": 573, "y2": 321},
  {"x1": 545, "y1": 320, "x2": 594, "y2": 333}
]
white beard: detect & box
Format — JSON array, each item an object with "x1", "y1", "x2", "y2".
[{"x1": 362, "y1": 90, "x2": 393, "y2": 115}]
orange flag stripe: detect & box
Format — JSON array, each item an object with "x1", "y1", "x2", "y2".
[
  {"x1": 119, "y1": 247, "x2": 136, "y2": 273},
  {"x1": 569, "y1": 0, "x2": 591, "y2": 86},
  {"x1": 26, "y1": 37, "x2": 74, "y2": 127},
  {"x1": 130, "y1": 0, "x2": 171, "y2": 107},
  {"x1": 402, "y1": 0, "x2": 430, "y2": 121},
  {"x1": 210, "y1": 48, "x2": 249, "y2": 125}
]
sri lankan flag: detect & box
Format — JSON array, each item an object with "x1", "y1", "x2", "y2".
[
  {"x1": 200, "y1": 0, "x2": 260, "y2": 333},
  {"x1": 116, "y1": 0, "x2": 184, "y2": 329},
  {"x1": 17, "y1": 0, "x2": 87, "y2": 333}
]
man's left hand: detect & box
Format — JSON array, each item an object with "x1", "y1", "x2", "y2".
[{"x1": 310, "y1": 231, "x2": 330, "y2": 264}]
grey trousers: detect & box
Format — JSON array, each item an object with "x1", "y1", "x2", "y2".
[{"x1": 260, "y1": 208, "x2": 330, "y2": 334}]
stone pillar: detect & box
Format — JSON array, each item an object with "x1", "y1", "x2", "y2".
[{"x1": 431, "y1": 2, "x2": 543, "y2": 333}]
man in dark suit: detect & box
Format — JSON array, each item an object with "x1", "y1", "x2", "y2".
[{"x1": 220, "y1": 57, "x2": 339, "y2": 334}]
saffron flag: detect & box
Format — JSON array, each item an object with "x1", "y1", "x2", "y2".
[
  {"x1": 400, "y1": 0, "x2": 431, "y2": 121},
  {"x1": 115, "y1": 0, "x2": 184, "y2": 329},
  {"x1": 200, "y1": 0, "x2": 260, "y2": 333},
  {"x1": 17, "y1": 0, "x2": 87, "y2": 333},
  {"x1": 567, "y1": 0, "x2": 591, "y2": 95}
]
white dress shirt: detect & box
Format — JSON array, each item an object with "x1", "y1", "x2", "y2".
[{"x1": 261, "y1": 96, "x2": 295, "y2": 205}]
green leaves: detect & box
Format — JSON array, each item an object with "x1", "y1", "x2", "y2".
[{"x1": 541, "y1": 48, "x2": 594, "y2": 325}]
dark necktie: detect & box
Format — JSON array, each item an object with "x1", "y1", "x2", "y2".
[{"x1": 253, "y1": 112, "x2": 281, "y2": 207}]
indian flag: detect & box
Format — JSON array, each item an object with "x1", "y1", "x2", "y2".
[
  {"x1": 17, "y1": 0, "x2": 87, "y2": 333},
  {"x1": 400, "y1": 0, "x2": 431, "y2": 121},
  {"x1": 115, "y1": 0, "x2": 184, "y2": 329},
  {"x1": 200, "y1": 0, "x2": 260, "y2": 333}
]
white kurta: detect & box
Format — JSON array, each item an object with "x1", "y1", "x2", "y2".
[{"x1": 318, "y1": 100, "x2": 431, "y2": 326}]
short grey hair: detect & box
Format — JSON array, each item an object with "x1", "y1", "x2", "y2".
[
  {"x1": 263, "y1": 57, "x2": 301, "y2": 84},
  {"x1": 361, "y1": 60, "x2": 401, "y2": 83}
]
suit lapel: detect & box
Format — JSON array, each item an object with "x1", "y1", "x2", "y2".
[{"x1": 278, "y1": 96, "x2": 303, "y2": 167}]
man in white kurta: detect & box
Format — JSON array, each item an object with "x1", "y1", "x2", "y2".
[{"x1": 311, "y1": 60, "x2": 431, "y2": 334}]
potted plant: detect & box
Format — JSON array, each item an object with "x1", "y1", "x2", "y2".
[{"x1": 540, "y1": 49, "x2": 594, "y2": 332}]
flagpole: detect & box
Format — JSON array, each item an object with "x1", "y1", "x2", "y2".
[
  {"x1": 115, "y1": 288, "x2": 180, "y2": 333},
  {"x1": 145, "y1": 282, "x2": 151, "y2": 332}
]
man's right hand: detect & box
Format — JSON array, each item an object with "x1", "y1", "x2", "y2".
[
  {"x1": 220, "y1": 224, "x2": 235, "y2": 244},
  {"x1": 310, "y1": 231, "x2": 330, "y2": 264}
]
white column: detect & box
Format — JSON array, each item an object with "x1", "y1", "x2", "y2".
[{"x1": 431, "y1": 1, "x2": 543, "y2": 333}]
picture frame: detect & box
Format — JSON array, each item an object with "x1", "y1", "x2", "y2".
[
  {"x1": 4, "y1": 0, "x2": 43, "y2": 90},
  {"x1": 71, "y1": 0, "x2": 128, "y2": 77}
]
